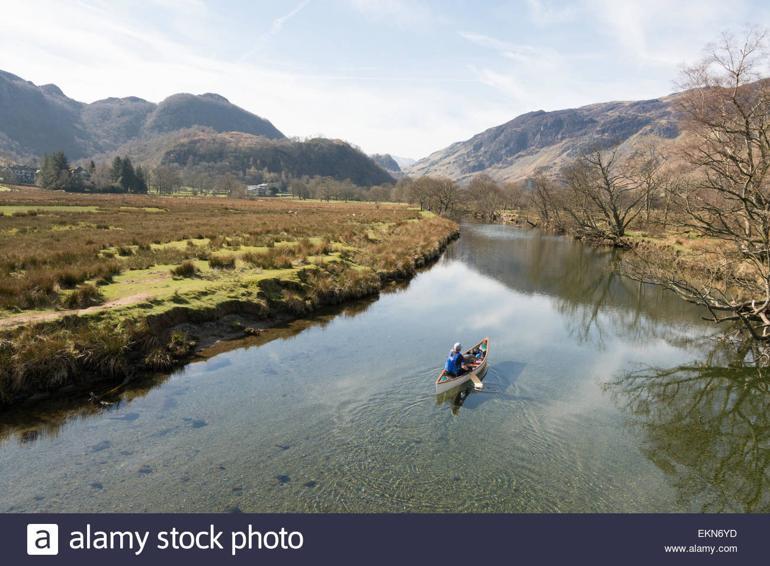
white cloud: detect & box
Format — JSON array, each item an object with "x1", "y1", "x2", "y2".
[
  {"x1": 459, "y1": 31, "x2": 574, "y2": 109},
  {"x1": 585, "y1": 0, "x2": 750, "y2": 68},
  {"x1": 459, "y1": 31, "x2": 564, "y2": 69},
  {"x1": 262, "y1": 0, "x2": 311, "y2": 41}
]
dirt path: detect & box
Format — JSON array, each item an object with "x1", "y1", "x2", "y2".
[{"x1": 0, "y1": 292, "x2": 153, "y2": 330}]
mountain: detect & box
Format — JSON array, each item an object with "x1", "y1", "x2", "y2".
[
  {"x1": 392, "y1": 155, "x2": 416, "y2": 169},
  {"x1": 0, "y1": 70, "x2": 392, "y2": 185},
  {"x1": 161, "y1": 131, "x2": 394, "y2": 186},
  {"x1": 80, "y1": 96, "x2": 156, "y2": 152},
  {"x1": 0, "y1": 71, "x2": 91, "y2": 162},
  {"x1": 407, "y1": 95, "x2": 683, "y2": 183},
  {"x1": 0, "y1": 70, "x2": 284, "y2": 162},
  {"x1": 369, "y1": 153, "x2": 402, "y2": 178},
  {"x1": 143, "y1": 93, "x2": 283, "y2": 138}
]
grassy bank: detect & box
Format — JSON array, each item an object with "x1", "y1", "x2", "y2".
[
  {"x1": 499, "y1": 207, "x2": 740, "y2": 302},
  {"x1": 0, "y1": 187, "x2": 458, "y2": 406}
]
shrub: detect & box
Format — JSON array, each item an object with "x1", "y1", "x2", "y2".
[
  {"x1": 74, "y1": 323, "x2": 131, "y2": 377},
  {"x1": 168, "y1": 330, "x2": 196, "y2": 357},
  {"x1": 63, "y1": 284, "x2": 105, "y2": 309},
  {"x1": 208, "y1": 255, "x2": 236, "y2": 269},
  {"x1": 5, "y1": 330, "x2": 78, "y2": 396},
  {"x1": 143, "y1": 348, "x2": 174, "y2": 370},
  {"x1": 171, "y1": 261, "x2": 198, "y2": 278},
  {"x1": 3, "y1": 272, "x2": 59, "y2": 309},
  {"x1": 243, "y1": 248, "x2": 294, "y2": 269},
  {"x1": 56, "y1": 269, "x2": 85, "y2": 289}
]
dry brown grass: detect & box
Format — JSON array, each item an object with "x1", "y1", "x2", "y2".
[
  {"x1": 0, "y1": 188, "x2": 434, "y2": 312},
  {"x1": 0, "y1": 188, "x2": 458, "y2": 404}
]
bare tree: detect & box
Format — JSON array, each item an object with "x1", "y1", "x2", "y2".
[
  {"x1": 528, "y1": 175, "x2": 564, "y2": 231},
  {"x1": 289, "y1": 179, "x2": 310, "y2": 200},
  {"x1": 152, "y1": 166, "x2": 181, "y2": 195},
  {"x1": 368, "y1": 185, "x2": 393, "y2": 204},
  {"x1": 502, "y1": 181, "x2": 528, "y2": 211},
  {"x1": 466, "y1": 174, "x2": 505, "y2": 220},
  {"x1": 217, "y1": 174, "x2": 246, "y2": 198},
  {"x1": 628, "y1": 144, "x2": 669, "y2": 225},
  {"x1": 560, "y1": 149, "x2": 646, "y2": 245},
  {"x1": 431, "y1": 176, "x2": 460, "y2": 216},
  {"x1": 632, "y1": 29, "x2": 770, "y2": 339},
  {"x1": 410, "y1": 176, "x2": 459, "y2": 215}
]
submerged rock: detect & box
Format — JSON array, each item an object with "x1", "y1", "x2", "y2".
[
  {"x1": 275, "y1": 474, "x2": 291, "y2": 486},
  {"x1": 90, "y1": 440, "x2": 111, "y2": 453},
  {"x1": 184, "y1": 417, "x2": 208, "y2": 429}
]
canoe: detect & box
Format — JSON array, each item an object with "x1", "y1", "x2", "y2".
[{"x1": 435, "y1": 338, "x2": 489, "y2": 394}]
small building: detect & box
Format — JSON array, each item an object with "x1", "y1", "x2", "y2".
[
  {"x1": 246, "y1": 182, "x2": 286, "y2": 197},
  {"x1": 246, "y1": 183, "x2": 269, "y2": 197},
  {"x1": 7, "y1": 164, "x2": 38, "y2": 185}
]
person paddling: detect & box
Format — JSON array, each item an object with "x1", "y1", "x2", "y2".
[{"x1": 444, "y1": 342, "x2": 465, "y2": 377}]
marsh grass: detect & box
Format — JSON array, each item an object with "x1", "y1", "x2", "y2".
[
  {"x1": 0, "y1": 188, "x2": 457, "y2": 404},
  {"x1": 208, "y1": 254, "x2": 236, "y2": 269},
  {"x1": 62, "y1": 284, "x2": 105, "y2": 309},
  {"x1": 171, "y1": 261, "x2": 198, "y2": 278}
]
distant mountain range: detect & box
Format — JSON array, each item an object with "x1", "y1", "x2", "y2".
[
  {"x1": 0, "y1": 70, "x2": 393, "y2": 185},
  {"x1": 369, "y1": 153, "x2": 403, "y2": 178},
  {"x1": 407, "y1": 94, "x2": 684, "y2": 183},
  {"x1": 2, "y1": 68, "x2": 706, "y2": 187}
]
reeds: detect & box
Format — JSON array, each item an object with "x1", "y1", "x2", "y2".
[
  {"x1": 62, "y1": 284, "x2": 105, "y2": 309},
  {"x1": 171, "y1": 261, "x2": 198, "y2": 278},
  {"x1": 208, "y1": 254, "x2": 236, "y2": 269}
]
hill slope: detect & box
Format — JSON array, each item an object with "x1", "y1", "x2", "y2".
[
  {"x1": 0, "y1": 70, "x2": 284, "y2": 162},
  {"x1": 0, "y1": 71, "x2": 91, "y2": 161},
  {"x1": 369, "y1": 153, "x2": 403, "y2": 178},
  {"x1": 407, "y1": 95, "x2": 682, "y2": 183},
  {"x1": 160, "y1": 131, "x2": 394, "y2": 186}
]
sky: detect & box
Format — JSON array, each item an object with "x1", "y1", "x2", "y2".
[{"x1": 1, "y1": 0, "x2": 768, "y2": 159}]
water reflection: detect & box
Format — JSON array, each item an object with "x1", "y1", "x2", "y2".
[
  {"x1": 436, "y1": 361, "x2": 526, "y2": 415},
  {"x1": 450, "y1": 225, "x2": 711, "y2": 346},
  {"x1": 607, "y1": 336, "x2": 770, "y2": 512}
]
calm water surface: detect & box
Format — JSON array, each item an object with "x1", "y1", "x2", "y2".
[{"x1": 2, "y1": 225, "x2": 768, "y2": 512}]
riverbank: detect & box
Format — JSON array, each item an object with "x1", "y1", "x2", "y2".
[
  {"x1": 496, "y1": 208, "x2": 737, "y2": 301},
  {"x1": 0, "y1": 189, "x2": 458, "y2": 406}
]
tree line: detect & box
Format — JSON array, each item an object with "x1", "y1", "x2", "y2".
[{"x1": 38, "y1": 153, "x2": 148, "y2": 193}]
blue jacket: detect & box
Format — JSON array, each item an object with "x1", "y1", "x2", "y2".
[{"x1": 444, "y1": 351, "x2": 464, "y2": 376}]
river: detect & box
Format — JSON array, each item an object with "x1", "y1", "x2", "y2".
[{"x1": 1, "y1": 224, "x2": 768, "y2": 512}]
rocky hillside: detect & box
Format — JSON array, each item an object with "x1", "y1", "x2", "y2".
[
  {"x1": 407, "y1": 95, "x2": 683, "y2": 183},
  {"x1": 370, "y1": 153, "x2": 403, "y2": 178},
  {"x1": 0, "y1": 70, "x2": 284, "y2": 162}
]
